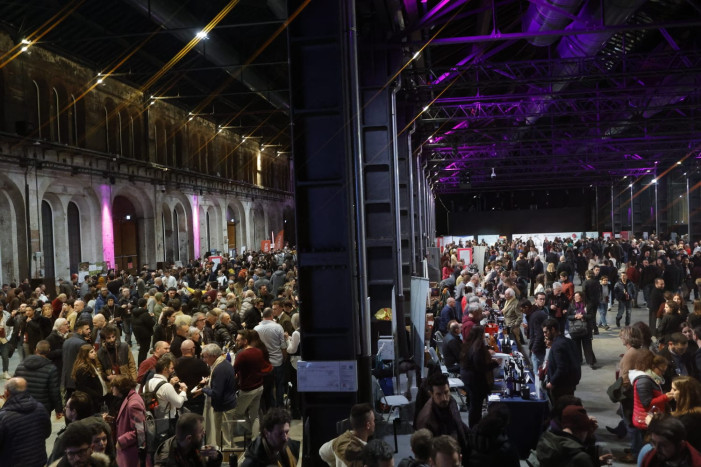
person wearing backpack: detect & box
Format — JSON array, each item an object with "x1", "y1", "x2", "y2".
[{"x1": 145, "y1": 354, "x2": 187, "y2": 420}]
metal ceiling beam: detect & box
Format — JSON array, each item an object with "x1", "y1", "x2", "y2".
[{"x1": 422, "y1": 19, "x2": 701, "y2": 45}]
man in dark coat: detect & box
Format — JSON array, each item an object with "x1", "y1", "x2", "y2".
[
  {"x1": 62, "y1": 319, "x2": 92, "y2": 400},
  {"x1": 0, "y1": 377, "x2": 52, "y2": 466},
  {"x1": 581, "y1": 270, "x2": 602, "y2": 335},
  {"x1": 241, "y1": 408, "x2": 300, "y2": 467},
  {"x1": 648, "y1": 278, "x2": 666, "y2": 335},
  {"x1": 154, "y1": 413, "x2": 223, "y2": 467},
  {"x1": 14, "y1": 340, "x2": 62, "y2": 418},
  {"x1": 528, "y1": 293, "x2": 549, "y2": 370},
  {"x1": 441, "y1": 321, "x2": 462, "y2": 373},
  {"x1": 543, "y1": 318, "x2": 581, "y2": 402}
]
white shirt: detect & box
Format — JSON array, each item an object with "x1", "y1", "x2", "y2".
[
  {"x1": 146, "y1": 373, "x2": 187, "y2": 419},
  {"x1": 254, "y1": 319, "x2": 287, "y2": 367}
]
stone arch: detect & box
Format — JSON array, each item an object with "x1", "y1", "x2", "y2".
[
  {"x1": 0, "y1": 173, "x2": 28, "y2": 282},
  {"x1": 249, "y1": 200, "x2": 267, "y2": 248},
  {"x1": 227, "y1": 198, "x2": 246, "y2": 252},
  {"x1": 67, "y1": 189, "x2": 101, "y2": 267},
  {"x1": 161, "y1": 203, "x2": 174, "y2": 263},
  {"x1": 173, "y1": 202, "x2": 189, "y2": 262},
  {"x1": 206, "y1": 203, "x2": 222, "y2": 254},
  {"x1": 41, "y1": 192, "x2": 68, "y2": 280},
  {"x1": 110, "y1": 184, "x2": 156, "y2": 269},
  {"x1": 166, "y1": 191, "x2": 194, "y2": 262}
]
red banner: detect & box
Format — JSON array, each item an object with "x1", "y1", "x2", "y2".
[
  {"x1": 261, "y1": 240, "x2": 271, "y2": 253},
  {"x1": 275, "y1": 230, "x2": 284, "y2": 250}
]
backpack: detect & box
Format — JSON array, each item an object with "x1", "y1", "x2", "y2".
[{"x1": 141, "y1": 380, "x2": 167, "y2": 413}]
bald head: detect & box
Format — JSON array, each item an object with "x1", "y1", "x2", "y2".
[
  {"x1": 154, "y1": 341, "x2": 171, "y2": 358},
  {"x1": 5, "y1": 377, "x2": 27, "y2": 398},
  {"x1": 180, "y1": 339, "x2": 195, "y2": 356},
  {"x1": 93, "y1": 314, "x2": 106, "y2": 328}
]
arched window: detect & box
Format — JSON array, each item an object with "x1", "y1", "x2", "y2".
[
  {"x1": 67, "y1": 202, "x2": 81, "y2": 274},
  {"x1": 206, "y1": 211, "x2": 211, "y2": 253},
  {"x1": 173, "y1": 208, "x2": 180, "y2": 261},
  {"x1": 103, "y1": 106, "x2": 110, "y2": 152},
  {"x1": 32, "y1": 80, "x2": 41, "y2": 138},
  {"x1": 41, "y1": 200, "x2": 55, "y2": 278},
  {"x1": 51, "y1": 87, "x2": 60, "y2": 142}
]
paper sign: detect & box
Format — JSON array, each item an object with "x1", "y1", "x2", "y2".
[{"x1": 297, "y1": 360, "x2": 358, "y2": 392}]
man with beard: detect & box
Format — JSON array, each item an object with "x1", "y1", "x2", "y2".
[
  {"x1": 415, "y1": 373, "x2": 468, "y2": 455},
  {"x1": 96, "y1": 325, "x2": 137, "y2": 388},
  {"x1": 232, "y1": 330, "x2": 271, "y2": 434}
]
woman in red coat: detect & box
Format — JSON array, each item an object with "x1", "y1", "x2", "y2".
[
  {"x1": 630, "y1": 353, "x2": 672, "y2": 458},
  {"x1": 111, "y1": 375, "x2": 146, "y2": 466}
]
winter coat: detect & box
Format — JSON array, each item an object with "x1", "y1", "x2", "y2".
[
  {"x1": 13, "y1": 354, "x2": 62, "y2": 415},
  {"x1": 49, "y1": 452, "x2": 111, "y2": 467},
  {"x1": 46, "y1": 330, "x2": 66, "y2": 377},
  {"x1": 630, "y1": 370, "x2": 668, "y2": 429},
  {"x1": 153, "y1": 436, "x2": 223, "y2": 467},
  {"x1": 531, "y1": 429, "x2": 595, "y2": 467},
  {"x1": 0, "y1": 391, "x2": 52, "y2": 466},
  {"x1": 270, "y1": 269, "x2": 287, "y2": 297},
  {"x1": 62, "y1": 334, "x2": 88, "y2": 389},
  {"x1": 97, "y1": 342, "x2": 137, "y2": 381},
  {"x1": 202, "y1": 356, "x2": 237, "y2": 412},
  {"x1": 546, "y1": 335, "x2": 581, "y2": 389},
  {"x1": 115, "y1": 389, "x2": 146, "y2": 467},
  {"x1": 640, "y1": 440, "x2": 701, "y2": 467},
  {"x1": 241, "y1": 436, "x2": 300, "y2": 467},
  {"x1": 131, "y1": 306, "x2": 155, "y2": 340}
]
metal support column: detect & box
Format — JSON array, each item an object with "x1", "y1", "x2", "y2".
[{"x1": 288, "y1": 0, "x2": 369, "y2": 464}]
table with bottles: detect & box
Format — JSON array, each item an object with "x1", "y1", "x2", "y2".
[{"x1": 486, "y1": 323, "x2": 550, "y2": 459}]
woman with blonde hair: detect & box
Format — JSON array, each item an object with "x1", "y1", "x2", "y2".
[{"x1": 545, "y1": 262, "x2": 556, "y2": 289}]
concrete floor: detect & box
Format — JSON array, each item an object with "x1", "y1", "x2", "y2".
[{"x1": 11, "y1": 291, "x2": 643, "y2": 465}]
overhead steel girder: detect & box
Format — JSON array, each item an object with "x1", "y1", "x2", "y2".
[{"x1": 413, "y1": 50, "x2": 701, "y2": 91}]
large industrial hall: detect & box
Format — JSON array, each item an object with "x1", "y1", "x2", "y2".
[{"x1": 0, "y1": 0, "x2": 700, "y2": 466}]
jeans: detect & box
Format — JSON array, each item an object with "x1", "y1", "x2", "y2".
[
  {"x1": 0, "y1": 342, "x2": 8, "y2": 371},
  {"x1": 273, "y1": 365, "x2": 287, "y2": 408},
  {"x1": 617, "y1": 300, "x2": 632, "y2": 325},
  {"x1": 530, "y1": 353, "x2": 543, "y2": 373},
  {"x1": 643, "y1": 284, "x2": 652, "y2": 307},
  {"x1": 598, "y1": 303, "x2": 608, "y2": 326}
]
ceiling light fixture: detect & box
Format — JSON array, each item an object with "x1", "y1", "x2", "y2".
[{"x1": 196, "y1": 30, "x2": 208, "y2": 40}]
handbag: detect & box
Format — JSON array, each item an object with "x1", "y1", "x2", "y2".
[
  {"x1": 569, "y1": 318, "x2": 588, "y2": 338},
  {"x1": 607, "y1": 376, "x2": 626, "y2": 403}
]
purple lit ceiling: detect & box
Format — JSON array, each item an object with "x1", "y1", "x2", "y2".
[{"x1": 398, "y1": 0, "x2": 701, "y2": 194}]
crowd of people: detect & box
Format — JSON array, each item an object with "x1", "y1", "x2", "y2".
[
  {"x1": 422, "y1": 235, "x2": 701, "y2": 465},
  {"x1": 0, "y1": 248, "x2": 302, "y2": 467},
  {"x1": 5, "y1": 234, "x2": 701, "y2": 466}
]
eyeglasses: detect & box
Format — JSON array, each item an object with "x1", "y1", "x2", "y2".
[{"x1": 65, "y1": 446, "x2": 90, "y2": 457}]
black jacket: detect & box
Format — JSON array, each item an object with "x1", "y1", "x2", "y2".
[
  {"x1": 0, "y1": 391, "x2": 52, "y2": 466},
  {"x1": 46, "y1": 330, "x2": 66, "y2": 376},
  {"x1": 154, "y1": 436, "x2": 222, "y2": 467},
  {"x1": 14, "y1": 355, "x2": 62, "y2": 415},
  {"x1": 546, "y1": 335, "x2": 581, "y2": 388},
  {"x1": 240, "y1": 436, "x2": 300, "y2": 467},
  {"x1": 131, "y1": 307, "x2": 155, "y2": 341},
  {"x1": 582, "y1": 279, "x2": 601, "y2": 313},
  {"x1": 528, "y1": 308, "x2": 549, "y2": 358}
]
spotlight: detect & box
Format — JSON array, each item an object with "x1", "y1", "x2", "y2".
[{"x1": 491, "y1": 168, "x2": 496, "y2": 179}]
